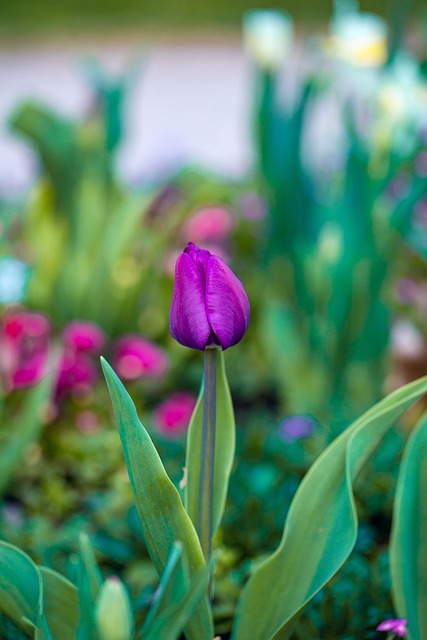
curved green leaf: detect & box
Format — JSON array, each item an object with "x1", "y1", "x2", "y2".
[
  {"x1": 0, "y1": 541, "x2": 53, "y2": 639},
  {"x1": 390, "y1": 413, "x2": 427, "y2": 640},
  {"x1": 185, "y1": 350, "x2": 235, "y2": 535},
  {"x1": 232, "y1": 376, "x2": 427, "y2": 640},
  {"x1": 39, "y1": 567, "x2": 80, "y2": 640},
  {"x1": 101, "y1": 358, "x2": 213, "y2": 640}
]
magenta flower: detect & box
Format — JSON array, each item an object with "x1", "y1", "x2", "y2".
[
  {"x1": 377, "y1": 618, "x2": 408, "y2": 637},
  {"x1": 170, "y1": 242, "x2": 250, "y2": 351},
  {"x1": 0, "y1": 310, "x2": 50, "y2": 391},
  {"x1": 113, "y1": 335, "x2": 169, "y2": 381},
  {"x1": 63, "y1": 321, "x2": 105, "y2": 354},
  {"x1": 56, "y1": 350, "x2": 98, "y2": 398},
  {"x1": 153, "y1": 392, "x2": 197, "y2": 437}
]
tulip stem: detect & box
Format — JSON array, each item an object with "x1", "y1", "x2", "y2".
[{"x1": 198, "y1": 346, "x2": 218, "y2": 565}]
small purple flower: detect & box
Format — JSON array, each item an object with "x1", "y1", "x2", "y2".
[
  {"x1": 377, "y1": 618, "x2": 408, "y2": 637},
  {"x1": 62, "y1": 321, "x2": 106, "y2": 354},
  {"x1": 278, "y1": 415, "x2": 317, "y2": 443},
  {"x1": 170, "y1": 242, "x2": 250, "y2": 351},
  {"x1": 113, "y1": 335, "x2": 169, "y2": 381}
]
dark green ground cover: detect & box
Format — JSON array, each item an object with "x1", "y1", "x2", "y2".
[{"x1": 0, "y1": 0, "x2": 424, "y2": 38}]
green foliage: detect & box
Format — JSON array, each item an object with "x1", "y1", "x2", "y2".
[
  {"x1": 390, "y1": 413, "x2": 427, "y2": 640},
  {"x1": 232, "y1": 376, "x2": 427, "y2": 639}
]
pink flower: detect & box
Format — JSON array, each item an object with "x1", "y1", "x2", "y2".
[
  {"x1": 153, "y1": 392, "x2": 197, "y2": 437},
  {"x1": 181, "y1": 206, "x2": 234, "y2": 244},
  {"x1": 56, "y1": 350, "x2": 98, "y2": 398},
  {"x1": 0, "y1": 309, "x2": 50, "y2": 391},
  {"x1": 63, "y1": 321, "x2": 105, "y2": 354},
  {"x1": 377, "y1": 618, "x2": 408, "y2": 637},
  {"x1": 113, "y1": 335, "x2": 169, "y2": 381}
]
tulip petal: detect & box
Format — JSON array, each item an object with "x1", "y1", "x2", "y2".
[
  {"x1": 205, "y1": 256, "x2": 250, "y2": 350},
  {"x1": 170, "y1": 252, "x2": 211, "y2": 350}
]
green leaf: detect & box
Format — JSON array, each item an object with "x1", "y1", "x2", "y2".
[
  {"x1": 143, "y1": 563, "x2": 210, "y2": 640},
  {"x1": 141, "y1": 542, "x2": 188, "y2": 637},
  {"x1": 0, "y1": 541, "x2": 53, "y2": 640},
  {"x1": 0, "y1": 541, "x2": 43, "y2": 633},
  {"x1": 76, "y1": 533, "x2": 103, "y2": 640},
  {"x1": 185, "y1": 350, "x2": 235, "y2": 535},
  {"x1": 0, "y1": 376, "x2": 51, "y2": 497},
  {"x1": 232, "y1": 376, "x2": 427, "y2": 640},
  {"x1": 390, "y1": 413, "x2": 427, "y2": 640},
  {"x1": 39, "y1": 567, "x2": 80, "y2": 640},
  {"x1": 101, "y1": 358, "x2": 213, "y2": 640}
]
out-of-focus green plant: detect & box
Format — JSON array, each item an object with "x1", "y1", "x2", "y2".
[
  {"x1": 0, "y1": 532, "x2": 208, "y2": 640},
  {"x1": 8, "y1": 68, "x2": 183, "y2": 337},
  {"x1": 244, "y1": 7, "x2": 427, "y2": 429}
]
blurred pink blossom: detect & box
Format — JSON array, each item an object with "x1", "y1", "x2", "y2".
[
  {"x1": 56, "y1": 350, "x2": 98, "y2": 398},
  {"x1": 153, "y1": 392, "x2": 197, "y2": 437},
  {"x1": 0, "y1": 309, "x2": 50, "y2": 391},
  {"x1": 181, "y1": 206, "x2": 234, "y2": 244},
  {"x1": 63, "y1": 321, "x2": 106, "y2": 354},
  {"x1": 113, "y1": 335, "x2": 169, "y2": 381},
  {"x1": 377, "y1": 618, "x2": 408, "y2": 637}
]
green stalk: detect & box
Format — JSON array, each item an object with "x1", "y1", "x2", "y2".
[{"x1": 197, "y1": 346, "x2": 218, "y2": 563}]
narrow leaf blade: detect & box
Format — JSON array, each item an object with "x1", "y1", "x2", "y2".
[
  {"x1": 390, "y1": 413, "x2": 427, "y2": 640},
  {"x1": 101, "y1": 357, "x2": 213, "y2": 640}
]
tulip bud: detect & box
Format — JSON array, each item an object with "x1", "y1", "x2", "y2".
[
  {"x1": 170, "y1": 242, "x2": 250, "y2": 351},
  {"x1": 95, "y1": 576, "x2": 133, "y2": 640}
]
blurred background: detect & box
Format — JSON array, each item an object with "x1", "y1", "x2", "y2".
[{"x1": 1, "y1": 0, "x2": 427, "y2": 637}]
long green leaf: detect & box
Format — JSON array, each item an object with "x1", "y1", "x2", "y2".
[
  {"x1": 101, "y1": 358, "x2": 213, "y2": 640},
  {"x1": 39, "y1": 567, "x2": 80, "y2": 640},
  {"x1": 185, "y1": 350, "x2": 235, "y2": 535},
  {"x1": 144, "y1": 564, "x2": 210, "y2": 640},
  {"x1": 232, "y1": 376, "x2": 427, "y2": 640},
  {"x1": 390, "y1": 413, "x2": 427, "y2": 640},
  {"x1": 0, "y1": 376, "x2": 51, "y2": 496},
  {"x1": 141, "y1": 542, "x2": 188, "y2": 638},
  {"x1": 76, "y1": 533, "x2": 103, "y2": 640}
]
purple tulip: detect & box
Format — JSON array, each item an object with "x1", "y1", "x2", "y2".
[{"x1": 170, "y1": 242, "x2": 250, "y2": 350}]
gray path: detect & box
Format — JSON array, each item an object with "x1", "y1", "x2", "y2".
[{"x1": 0, "y1": 34, "x2": 253, "y2": 195}]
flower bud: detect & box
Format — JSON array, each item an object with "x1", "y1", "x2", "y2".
[
  {"x1": 170, "y1": 242, "x2": 250, "y2": 351},
  {"x1": 95, "y1": 576, "x2": 133, "y2": 640}
]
